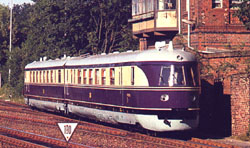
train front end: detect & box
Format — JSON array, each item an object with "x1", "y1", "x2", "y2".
[{"x1": 133, "y1": 45, "x2": 200, "y2": 132}]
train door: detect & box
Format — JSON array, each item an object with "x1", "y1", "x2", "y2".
[{"x1": 119, "y1": 67, "x2": 124, "y2": 106}]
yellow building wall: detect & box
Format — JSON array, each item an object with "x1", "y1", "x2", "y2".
[
  {"x1": 156, "y1": 11, "x2": 177, "y2": 28},
  {"x1": 133, "y1": 20, "x2": 154, "y2": 32}
]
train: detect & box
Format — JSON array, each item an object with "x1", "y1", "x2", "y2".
[{"x1": 23, "y1": 42, "x2": 200, "y2": 132}]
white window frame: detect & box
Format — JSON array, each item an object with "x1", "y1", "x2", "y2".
[
  {"x1": 232, "y1": 0, "x2": 244, "y2": 4},
  {"x1": 212, "y1": 0, "x2": 223, "y2": 8}
]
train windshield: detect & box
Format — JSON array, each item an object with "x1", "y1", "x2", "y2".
[{"x1": 159, "y1": 64, "x2": 199, "y2": 87}]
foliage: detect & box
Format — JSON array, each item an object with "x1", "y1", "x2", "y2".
[
  {"x1": 86, "y1": 0, "x2": 136, "y2": 54},
  {"x1": 0, "y1": 5, "x2": 9, "y2": 79},
  {"x1": 233, "y1": 0, "x2": 250, "y2": 30},
  {"x1": 0, "y1": 1, "x2": 138, "y2": 95}
]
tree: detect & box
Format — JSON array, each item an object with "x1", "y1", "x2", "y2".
[
  {"x1": 22, "y1": 0, "x2": 93, "y2": 60},
  {"x1": 87, "y1": 0, "x2": 137, "y2": 54},
  {"x1": 0, "y1": 0, "x2": 138, "y2": 95},
  {"x1": 0, "y1": 5, "x2": 9, "y2": 70},
  {"x1": 233, "y1": 0, "x2": 250, "y2": 30},
  {"x1": 0, "y1": 5, "x2": 10, "y2": 86}
]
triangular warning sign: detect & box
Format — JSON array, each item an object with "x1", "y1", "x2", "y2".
[{"x1": 58, "y1": 123, "x2": 78, "y2": 142}]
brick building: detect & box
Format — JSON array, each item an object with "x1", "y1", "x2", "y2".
[{"x1": 129, "y1": 0, "x2": 250, "y2": 136}]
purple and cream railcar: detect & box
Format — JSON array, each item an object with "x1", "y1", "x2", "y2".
[{"x1": 24, "y1": 44, "x2": 200, "y2": 132}]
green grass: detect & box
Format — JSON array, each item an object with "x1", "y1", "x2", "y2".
[{"x1": 0, "y1": 86, "x2": 25, "y2": 104}]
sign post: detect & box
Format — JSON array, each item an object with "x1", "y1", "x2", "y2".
[{"x1": 57, "y1": 123, "x2": 78, "y2": 147}]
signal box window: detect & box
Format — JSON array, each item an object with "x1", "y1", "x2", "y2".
[
  {"x1": 110, "y1": 68, "x2": 115, "y2": 85},
  {"x1": 164, "y1": 0, "x2": 176, "y2": 10},
  {"x1": 212, "y1": 0, "x2": 222, "y2": 8},
  {"x1": 230, "y1": 0, "x2": 243, "y2": 8},
  {"x1": 132, "y1": 0, "x2": 154, "y2": 15},
  {"x1": 101, "y1": 69, "x2": 106, "y2": 85},
  {"x1": 89, "y1": 69, "x2": 93, "y2": 85}
]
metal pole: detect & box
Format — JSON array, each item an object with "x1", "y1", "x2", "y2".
[
  {"x1": 0, "y1": 72, "x2": 1, "y2": 88},
  {"x1": 187, "y1": 0, "x2": 190, "y2": 48},
  {"x1": 178, "y1": 0, "x2": 181, "y2": 34},
  {"x1": 8, "y1": 0, "x2": 13, "y2": 83}
]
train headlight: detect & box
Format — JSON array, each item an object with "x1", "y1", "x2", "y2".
[
  {"x1": 160, "y1": 94, "x2": 169, "y2": 102},
  {"x1": 192, "y1": 96, "x2": 197, "y2": 102}
]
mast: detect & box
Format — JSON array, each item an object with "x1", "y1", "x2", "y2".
[{"x1": 8, "y1": 0, "x2": 13, "y2": 83}]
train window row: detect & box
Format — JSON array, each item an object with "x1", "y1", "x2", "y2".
[{"x1": 25, "y1": 67, "x2": 136, "y2": 86}]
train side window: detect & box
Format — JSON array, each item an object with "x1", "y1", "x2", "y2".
[
  {"x1": 36, "y1": 71, "x2": 38, "y2": 83},
  {"x1": 66, "y1": 69, "x2": 68, "y2": 83},
  {"x1": 72, "y1": 69, "x2": 74, "y2": 84},
  {"x1": 83, "y1": 69, "x2": 86, "y2": 84},
  {"x1": 40, "y1": 71, "x2": 42, "y2": 83},
  {"x1": 95, "y1": 69, "x2": 100, "y2": 85},
  {"x1": 47, "y1": 71, "x2": 49, "y2": 83},
  {"x1": 159, "y1": 66, "x2": 171, "y2": 86},
  {"x1": 190, "y1": 68, "x2": 196, "y2": 86},
  {"x1": 71, "y1": 69, "x2": 73, "y2": 84},
  {"x1": 51, "y1": 70, "x2": 53, "y2": 83},
  {"x1": 43, "y1": 71, "x2": 45, "y2": 83},
  {"x1": 131, "y1": 67, "x2": 135, "y2": 85},
  {"x1": 34, "y1": 71, "x2": 36, "y2": 83},
  {"x1": 101, "y1": 69, "x2": 106, "y2": 85},
  {"x1": 89, "y1": 69, "x2": 93, "y2": 85},
  {"x1": 74, "y1": 69, "x2": 76, "y2": 84},
  {"x1": 30, "y1": 71, "x2": 33, "y2": 83},
  {"x1": 110, "y1": 68, "x2": 115, "y2": 85},
  {"x1": 172, "y1": 65, "x2": 186, "y2": 86},
  {"x1": 78, "y1": 69, "x2": 81, "y2": 84},
  {"x1": 186, "y1": 66, "x2": 199, "y2": 87},
  {"x1": 58, "y1": 70, "x2": 61, "y2": 83}
]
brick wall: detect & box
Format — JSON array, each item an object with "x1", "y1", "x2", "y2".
[
  {"x1": 197, "y1": 52, "x2": 250, "y2": 136},
  {"x1": 179, "y1": 0, "x2": 250, "y2": 51},
  {"x1": 231, "y1": 75, "x2": 250, "y2": 136}
]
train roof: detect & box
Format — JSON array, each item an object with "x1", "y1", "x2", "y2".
[{"x1": 25, "y1": 48, "x2": 196, "y2": 70}]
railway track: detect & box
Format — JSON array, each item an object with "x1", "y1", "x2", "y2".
[{"x1": 0, "y1": 100, "x2": 241, "y2": 148}]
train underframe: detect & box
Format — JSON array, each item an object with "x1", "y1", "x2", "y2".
[{"x1": 24, "y1": 97, "x2": 199, "y2": 132}]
